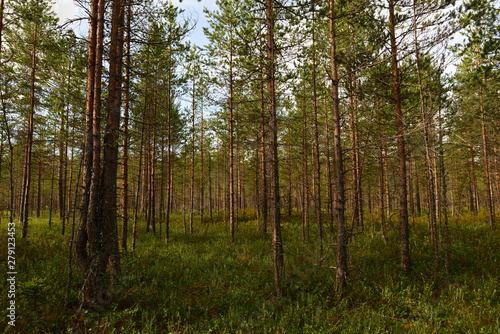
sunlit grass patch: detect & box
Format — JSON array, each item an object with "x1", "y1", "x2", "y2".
[{"x1": 0, "y1": 211, "x2": 498, "y2": 333}]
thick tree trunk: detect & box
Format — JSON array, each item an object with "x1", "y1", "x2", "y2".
[
  {"x1": 102, "y1": 0, "x2": 125, "y2": 280},
  {"x1": 74, "y1": 0, "x2": 103, "y2": 310},
  {"x1": 74, "y1": 0, "x2": 124, "y2": 310}
]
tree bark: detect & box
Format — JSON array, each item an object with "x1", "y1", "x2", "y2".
[
  {"x1": 330, "y1": 0, "x2": 348, "y2": 295},
  {"x1": 102, "y1": 0, "x2": 125, "y2": 280},
  {"x1": 480, "y1": 110, "x2": 495, "y2": 230},
  {"x1": 379, "y1": 146, "x2": 387, "y2": 242},
  {"x1": 74, "y1": 0, "x2": 124, "y2": 310},
  {"x1": 266, "y1": 0, "x2": 284, "y2": 298},
  {"x1": 121, "y1": 0, "x2": 131, "y2": 252},
  {"x1": 36, "y1": 158, "x2": 42, "y2": 218},
  {"x1": 21, "y1": 24, "x2": 38, "y2": 238},
  {"x1": 0, "y1": 0, "x2": 4, "y2": 57},
  {"x1": 349, "y1": 75, "x2": 363, "y2": 231},
  {"x1": 73, "y1": 0, "x2": 103, "y2": 310},
  {"x1": 412, "y1": 3, "x2": 438, "y2": 274},
  {"x1": 260, "y1": 75, "x2": 269, "y2": 234},
  {"x1": 190, "y1": 80, "x2": 196, "y2": 235},
  {"x1": 229, "y1": 27, "x2": 235, "y2": 241},
  {"x1": 311, "y1": 12, "x2": 323, "y2": 252},
  {"x1": 388, "y1": 0, "x2": 411, "y2": 271},
  {"x1": 133, "y1": 132, "x2": 144, "y2": 250}
]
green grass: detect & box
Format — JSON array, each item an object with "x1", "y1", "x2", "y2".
[{"x1": 1, "y1": 212, "x2": 499, "y2": 333}]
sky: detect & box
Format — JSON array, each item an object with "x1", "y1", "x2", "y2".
[{"x1": 52, "y1": 0, "x2": 215, "y2": 46}]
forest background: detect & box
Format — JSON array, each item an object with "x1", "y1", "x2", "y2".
[{"x1": 0, "y1": 0, "x2": 499, "y2": 332}]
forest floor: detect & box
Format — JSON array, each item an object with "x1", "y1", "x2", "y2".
[{"x1": 0, "y1": 211, "x2": 499, "y2": 333}]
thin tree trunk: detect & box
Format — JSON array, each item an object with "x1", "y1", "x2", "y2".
[
  {"x1": 266, "y1": 0, "x2": 284, "y2": 298},
  {"x1": 0, "y1": 86, "x2": 14, "y2": 226},
  {"x1": 494, "y1": 146, "x2": 500, "y2": 209},
  {"x1": 311, "y1": 13, "x2": 323, "y2": 252},
  {"x1": 200, "y1": 105, "x2": 205, "y2": 223},
  {"x1": 414, "y1": 161, "x2": 422, "y2": 217},
  {"x1": 480, "y1": 110, "x2": 495, "y2": 230},
  {"x1": 59, "y1": 58, "x2": 70, "y2": 235},
  {"x1": 183, "y1": 153, "x2": 188, "y2": 234},
  {"x1": 48, "y1": 149, "x2": 56, "y2": 228},
  {"x1": 385, "y1": 149, "x2": 392, "y2": 215},
  {"x1": 190, "y1": 80, "x2": 196, "y2": 235},
  {"x1": 21, "y1": 24, "x2": 38, "y2": 238},
  {"x1": 208, "y1": 151, "x2": 213, "y2": 224},
  {"x1": 389, "y1": 0, "x2": 411, "y2": 270},
  {"x1": 65, "y1": 154, "x2": 82, "y2": 306},
  {"x1": 229, "y1": 29, "x2": 236, "y2": 242},
  {"x1": 301, "y1": 88, "x2": 310, "y2": 241},
  {"x1": 36, "y1": 158, "x2": 42, "y2": 218},
  {"x1": 469, "y1": 146, "x2": 478, "y2": 214},
  {"x1": 349, "y1": 75, "x2": 363, "y2": 231},
  {"x1": 437, "y1": 105, "x2": 450, "y2": 273},
  {"x1": 144, "y1": 136, "x2": 151, "y2": 233},
  {"x1": 59, "y1": 124, "x2": 68, "y2": 233},
  {"x1": 408, "y1": 158, "x2": 415, "y2": 217},
  {"x1": 165, "y1": 68, "x2": 173, "y2": 243},
  {"x1": 330, "y1": 0, "x2": 348, "y2": 295},
  {"x1": 412, "y1": 3, "x2": 438, "y2": 275},
  {"x1": 286, "y1": 144, "x2": 293, "y2": 217},
  {"x1": 0, "y1": 0, "x2": 4, "y2": 58},
  {"x1": 150, "y1": 92, "x2": 158, "y2": 235},
  {"x1": 379, "y1": 146, "x2": 387, "y2": 242},
  {"x1": 260, "y1": 74, "x2": 268, "y2": 235},
  {"x1": 132, "y1": 133, "x2": 144, "y2": 250},
  {"x1": 121, "y1": 0, "x2": 131, "y2": 252},
  {"x1": 66, "y1": 146, "x2": 75, "y2": 233},
  {"x1": 324, "y1": 102, "x2": 335, "y2": 235}
]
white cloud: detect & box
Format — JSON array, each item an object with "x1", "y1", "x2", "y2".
[{"x1": 52, "y1": 0, "x2": 81, "y2": 23}]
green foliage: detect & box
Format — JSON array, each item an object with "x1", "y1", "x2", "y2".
[{"x1": 1, "y1": 213, "x2": 498, "y2": 333}]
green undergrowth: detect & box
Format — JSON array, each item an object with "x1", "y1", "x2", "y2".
[{"x1": 1, "y1": 212, "x2": 498, "y2": 333}]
